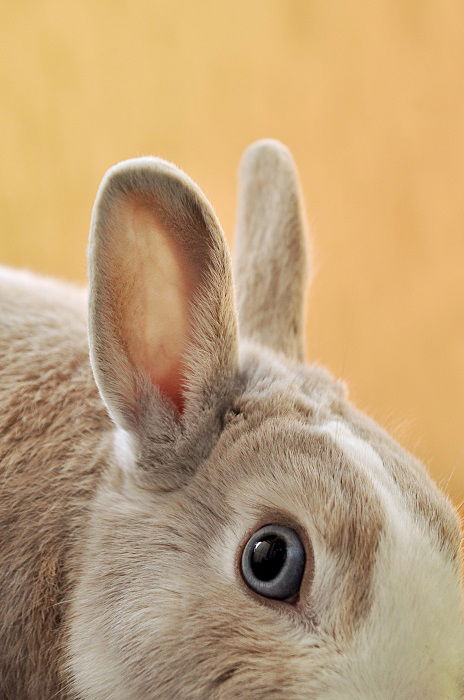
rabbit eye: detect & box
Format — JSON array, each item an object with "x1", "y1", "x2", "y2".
[{"x1": 240, "y1": 524, "x2": 305, "y2": 600}]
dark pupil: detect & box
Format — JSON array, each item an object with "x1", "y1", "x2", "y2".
[{"x1": 250, "y1": 536, "x2": 287, "y2": 581}]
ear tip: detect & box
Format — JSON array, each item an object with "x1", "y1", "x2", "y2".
[
  {"x1": 92, "y1": 156, "x2": 208, "y2": 233},
  {"x1": 97, "y1": 156, "x2": 184, "y2": 198},
  {"x1": 239, "y1": 139, "x2": 297, "y2": 180},
  {"x1": 90, "y1": 154, "x2": 227, "y2": 262},
  {"x1": 244, "y1": 137, "x2": 291, "y2": 154}
]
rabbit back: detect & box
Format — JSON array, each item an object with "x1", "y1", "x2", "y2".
[{"x1": 0, "y1": 267, "x2": 110, "y2": 698}]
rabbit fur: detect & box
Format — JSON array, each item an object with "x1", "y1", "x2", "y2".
[{"x1": 0, "y1": 139, "x2": 462, "y2": 699}]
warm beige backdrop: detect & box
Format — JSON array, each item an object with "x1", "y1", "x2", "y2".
[{"x1": 1, "y1": 1, "x2": 463, "y2": 506}]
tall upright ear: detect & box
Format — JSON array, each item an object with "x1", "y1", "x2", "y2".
[
  {"x1": 88, "y1": 157, "x2": 238, "y2": 432},
  {"x1": 234, "y1": 139, "x2": 309, "y2": 362}
]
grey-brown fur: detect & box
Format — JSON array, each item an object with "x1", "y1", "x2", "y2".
[
  {"x1": 0, "y1": 270, "x2": 111, "y2": 697},
  {"x1": 0, "y1": 141, "x2": 462, "y2": 699}
]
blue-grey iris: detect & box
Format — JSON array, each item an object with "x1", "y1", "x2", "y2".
[{"x1": 241, "y1": 524, "x2": 305, "y2": 600}]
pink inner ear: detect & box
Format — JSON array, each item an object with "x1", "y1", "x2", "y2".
[
  {"x1": 156, "y1": 360, "x2": 186, "y2": 413},
  {"x1": 111, "y1": 197, "x2": 193, "y2": 413}
]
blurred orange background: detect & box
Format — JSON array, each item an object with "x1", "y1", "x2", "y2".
[{"x1": 1, "y1": 1, "x2": 463, "y2": 507}]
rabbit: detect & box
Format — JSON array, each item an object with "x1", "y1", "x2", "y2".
[{"x1": 0, "y1": 139, "x2": 463, "y2": 700}]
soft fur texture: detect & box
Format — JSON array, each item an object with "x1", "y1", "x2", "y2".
[{"x1": 0, "y1": 140, "x2": 462, "y2": 699}]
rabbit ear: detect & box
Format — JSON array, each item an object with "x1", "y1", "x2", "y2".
[
  {"x1": 234, "y1": 139, "x2": 308, "y2": 362},
  {"x1": 88, "y1": 157, "x2": 238, "y2": 432}
]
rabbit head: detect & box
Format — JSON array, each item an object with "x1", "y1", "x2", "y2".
[{"x1": 67, "y1": 140, "x2": 463, "y2": 699}]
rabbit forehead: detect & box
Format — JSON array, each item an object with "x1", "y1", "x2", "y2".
[{"x1": 338, "y1": 404, "x2": 462, "y2": 561}]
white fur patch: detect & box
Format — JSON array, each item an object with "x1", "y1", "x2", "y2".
[{"x1": 113, "y1": 427, "x2": 137, "y2": 472}]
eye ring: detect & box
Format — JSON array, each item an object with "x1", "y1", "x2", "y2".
[{"x1": 240, "y1": 524, "x2": 306, "y2": 601}]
